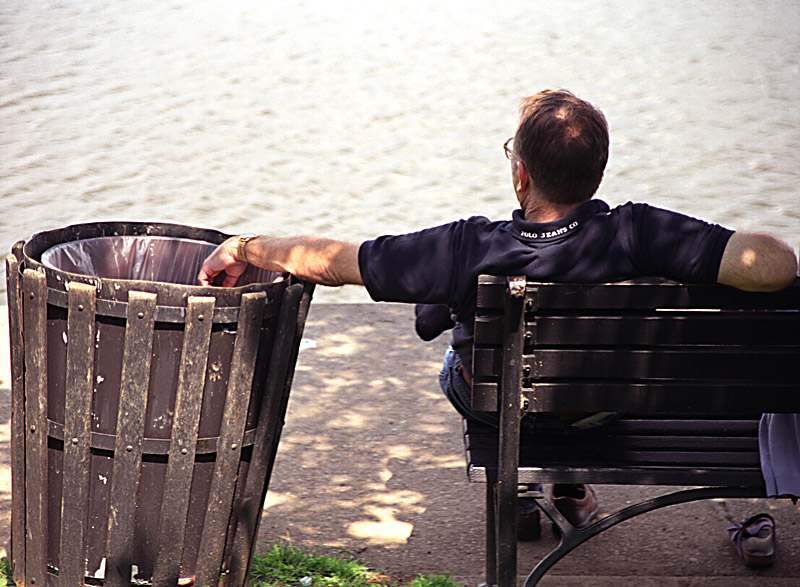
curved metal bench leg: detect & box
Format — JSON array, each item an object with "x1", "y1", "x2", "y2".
[{"x1": 521, "y1": 486, "x2": 766, "y2": 587}]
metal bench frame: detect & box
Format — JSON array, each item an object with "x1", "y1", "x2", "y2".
[{"x1": 465, "y1": 276, "x2": 800, "y2": 586}]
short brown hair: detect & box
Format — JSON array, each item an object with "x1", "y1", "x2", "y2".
[{"x1": 514, "y1": 89, "x2": 609, "y2": 205}]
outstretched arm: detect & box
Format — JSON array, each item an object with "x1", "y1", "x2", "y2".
[
  {"x1": 197, "y1": 234, "x2": 364, "y2": 288},
  {"x1": 717, "y1": 231, "x2": 798, "y2": 292}
]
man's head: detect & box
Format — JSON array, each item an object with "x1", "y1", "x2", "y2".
[{"x1": 512, "y1": 89, "x2": 609, "y2": 206}]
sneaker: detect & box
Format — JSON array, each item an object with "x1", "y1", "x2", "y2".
[
  {"x1": 552, "y1": 483, "x2": 599, "y2": 528},
  {"x1": 517, "y1": 508, "x2": 541, "y2": 541},
  {"x1": 726, "y1": 513, "x2": 776, "y2": 567}
]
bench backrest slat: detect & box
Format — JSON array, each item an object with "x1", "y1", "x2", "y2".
[
  {"x1": 476, "y1": 314, "x2": 800, "y2": 347},
  {"x1": 473, "y1": 277, "x2": 800, "y2": 415},
  {"x1": 476, "y1": 279, "x2": 800, "y2": 310}
]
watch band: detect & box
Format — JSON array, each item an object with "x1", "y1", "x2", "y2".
[{"x1": 237, "y1": 233, "x2": 258, "y2": 264}]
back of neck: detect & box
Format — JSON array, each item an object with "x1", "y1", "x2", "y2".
[{"x1": 522, "y1": 200, "x2": 583, "y2": 223}]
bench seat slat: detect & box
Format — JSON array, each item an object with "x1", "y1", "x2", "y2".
[
  {"x1": 611, "y1": 417, "x2": 761, "y2": 434},
  {"x1": 464, "y1": 417, "x2": 761, "y2": 435},
  {"x1": 472, "y1": 465, "x2": 767, "y2": 488},
  {"x1": 466, "y1": 434, "x2": 758, "y2": 452},
  {"x1": 466, "y1": 459, "x2": 766, "y2": 486},
  {"x1": 464, "y1": 422, "x2": 765, "y2": 487},
  {"x1": 465, "y1": 444, "x2": 761, "y2": 466},
  {"x1": 464, "y1": 416, "x2": 762, "y2": 473},
  {"x1": 466, "y1": 447, "x2": 761, "y2": 468}
]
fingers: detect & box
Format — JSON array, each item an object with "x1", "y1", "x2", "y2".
[
  {"x1": 197, "y1": 266, "x2": 217, "y2": 286},
  {"x1": 221, "y1": 272, "x2": 241, "y2": 288},
  {"x1": 197, "y1": 237, "x2": 244, "y2": 287}
]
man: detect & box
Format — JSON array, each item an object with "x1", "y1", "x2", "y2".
[{"x1": 198, "y1": 90, "x2": 797, "y2": 541}]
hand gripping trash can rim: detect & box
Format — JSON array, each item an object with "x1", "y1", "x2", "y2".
[{"x1": 6, "y1": 221, "x2": 314, "y2": 587}]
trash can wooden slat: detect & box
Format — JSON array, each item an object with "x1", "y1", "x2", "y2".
[
  {"x1": 106, "y1": 291, "x2": 157, "y2": 587},
  {"x1": 6, "y1": 222, "x2": 314, "y2": 587},
  {"x1": 194, "y1": 291, "x2": 265, "y2": 587},
  {"x1": 5, "y1": 247, "x2": 27, "y2": 587},
  {"x1": 224, "y1": 283, "x2": 307, "y2": 587},
  {"x1": 60, "y1": 281, "x2": 97, "y2": 587},
  {"x1": 151, "y1": 296, "x2": 214, "y2": 586},
  {"x1": 22, "y1": 268, "x2": 48, "y2": 587}
]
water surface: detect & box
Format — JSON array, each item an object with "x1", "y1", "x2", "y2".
[{"x1": 2, "y1": 0, "x2": 798, "y2": 302}]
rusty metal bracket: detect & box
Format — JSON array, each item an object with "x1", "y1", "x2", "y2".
[{"x1": 507, "y1": 275, "x2": 526, "y2": 298}]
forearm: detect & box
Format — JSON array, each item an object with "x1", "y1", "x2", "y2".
[
  {"x1": 197, "y1": 234, "x2": 363, "y2": 288},
  {"x1": 245, "y1": 235, "x2": 363, "y2": 287},
  {"x1": 717, "y1": 232, "x2": 798, "y2": 292}
]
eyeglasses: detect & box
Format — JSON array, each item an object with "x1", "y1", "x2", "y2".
[{"x1": 504, "y1": 137, "x2": 519, "y2": 161}]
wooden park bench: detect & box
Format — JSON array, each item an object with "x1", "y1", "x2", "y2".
[{"x1": 463, "y1": 275, "x2": 800, "y2": 586}]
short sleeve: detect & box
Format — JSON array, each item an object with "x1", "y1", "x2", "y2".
[
  {"x1": 358, "y1": 222, "x2": 461, "y2": 304},
  {"x1": 629, "y1": 204, "x2": 734, "y2": 283}
]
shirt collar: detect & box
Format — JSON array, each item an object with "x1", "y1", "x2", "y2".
[{"x1": 511, "y1": 199, "x2": 609, "y2": 242}]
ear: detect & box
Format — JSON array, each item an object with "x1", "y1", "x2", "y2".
[{"x1": 515, "y1": 160, "x2": 530, "y2": 192}]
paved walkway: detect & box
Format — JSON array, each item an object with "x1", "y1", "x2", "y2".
[
  {"x1": 1, "y1": 303, "x2": 799, "y2": 585},
  {"x1": 261, "y1": 303, "x2": 800, "y2": 586}
]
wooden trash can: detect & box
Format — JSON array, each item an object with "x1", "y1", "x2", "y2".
[{"x1": 5, "y1": 222, "x2": 314, "y2": 587}]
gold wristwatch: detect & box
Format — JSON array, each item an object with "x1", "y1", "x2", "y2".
[{"x1": 237, "y1": 233, "x2": 258, "y2": 264}]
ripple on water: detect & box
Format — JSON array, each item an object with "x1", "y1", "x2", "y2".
[{"x1": 1, "y1": 0, "x2": 798, "y2": 303}]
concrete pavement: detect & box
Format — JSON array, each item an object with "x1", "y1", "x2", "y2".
[
  {"x1": 1, "y1": 303, "x2": 799, "y2": 585},
  {"x1": 261, "y1": 303, "x2": 800, "y2": 586}
]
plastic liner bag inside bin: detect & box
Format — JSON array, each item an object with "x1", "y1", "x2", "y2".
[{"x1": 40, "y1": 235, "x2": 281, "y2": 286}]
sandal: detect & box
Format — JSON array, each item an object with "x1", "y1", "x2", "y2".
[{"x1": 726, "y1": 513, "x2": 776, "y2": 567}]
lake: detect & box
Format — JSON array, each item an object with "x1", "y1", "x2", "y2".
[{"x1": 2, "y1": 0, "x2": 798, "y2": 302}]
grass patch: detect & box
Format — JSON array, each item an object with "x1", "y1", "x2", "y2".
[
  {"x1": 406, "y1": 574, "x2": 464, "y2": 587},
  {"x1": 0, "y1": 544, "x2": 463, "y2": 587},
  {"x1": 0, "y1": 558, "x2": 13, "y2": 585},
  {"x1": 250, "y1": 542, "x2": 464, "y2": 587},
  {"x1": 250, "y1": 542, "x2": 374, "y2": 586}
]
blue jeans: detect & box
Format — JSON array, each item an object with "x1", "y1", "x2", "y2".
[
  {"x1": 439, "y1": 346, "x2": 541, "y2": 512},
  {"x1": 439, "y1": 346, "x2": 617, "y2": 513},
  {"x1": 438, "y1": 346, "x2": 585, "y2": 435}
]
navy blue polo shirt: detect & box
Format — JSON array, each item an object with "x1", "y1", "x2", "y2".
[{"x1": 358, "y1": 199, "x2": 733, "y2": 369}]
